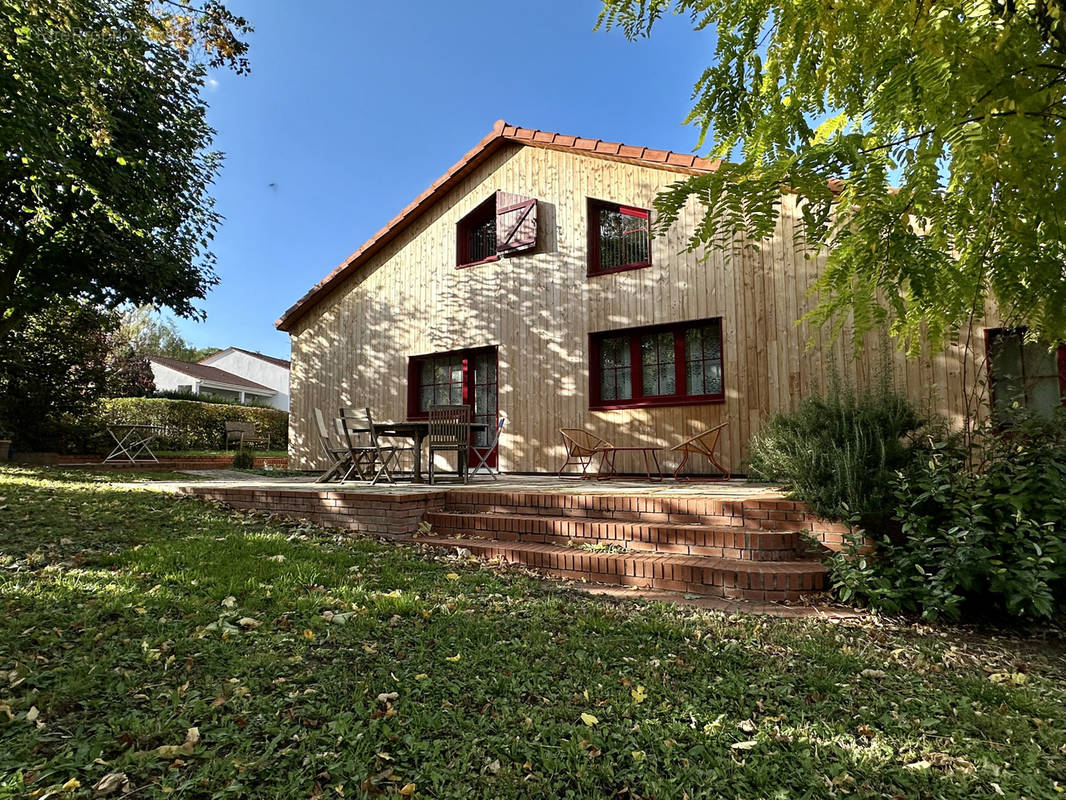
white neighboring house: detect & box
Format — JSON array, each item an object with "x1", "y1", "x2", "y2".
[
  {"x1": 198, "y1": 348, "x2": 291, "y2": 411},
  {"x1": 148, "y1": 353, "x2": 287, "y2": 409}
]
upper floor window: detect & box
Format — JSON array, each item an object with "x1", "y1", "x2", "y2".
[
  {"x1": 589, "y1": 318, "x2": 724, "y2": 409},
  {"x1": 457, "y1": 196, "x2": 498, "y2": 267},
  {"x1": 987, "y1": 328, "x2": 1066, "y2": 419},
  {"x1": 588, "y1": 199, "x2": 651, "y2": 275},
  {"x1": 457, "y1": 191, "x2": 538, "y2": 268}
]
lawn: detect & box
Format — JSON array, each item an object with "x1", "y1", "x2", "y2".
[
  {"x1": 0, "y1": 466, "x2": 1064, "y2": 799},
  {"x1": 154, "y1": 450, "x2": 289, "y2": 459}
]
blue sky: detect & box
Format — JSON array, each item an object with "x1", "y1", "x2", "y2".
[{"x1": 175, "y1": 1, "x2": 716, "y2": 359}]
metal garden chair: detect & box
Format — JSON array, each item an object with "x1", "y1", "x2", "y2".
[
  {"x1": 669, "y1": 422, "x2": 730, "y2": 480},
  {"x1": 427, "y1": 405, "x2": 471, "y2": 484},
  {"x1": 558, "y1": 428, "x2": 613, "y2": 479}
]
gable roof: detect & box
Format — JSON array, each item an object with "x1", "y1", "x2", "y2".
[
  {"x1": 275, "y1": 120, "x2": 722, "y2": 333},
  {"x1": 202, "y1": 347, "x2": 291, "y2": 369},
  {"x1": 149, "y1": 356, "x2": 276, "y2": 394}
]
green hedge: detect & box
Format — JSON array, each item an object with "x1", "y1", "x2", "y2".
[{"x1": 84, "y1": 398, "x2": 289, "y2": 453}]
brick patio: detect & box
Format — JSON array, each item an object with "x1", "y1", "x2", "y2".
[{"x1": 173, "y1": 475, "x2": 856, "y2": 603}]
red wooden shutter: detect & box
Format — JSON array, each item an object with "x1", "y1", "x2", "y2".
[{"x1": 495, "y1": 190, "x2": 538, "y2": 255}]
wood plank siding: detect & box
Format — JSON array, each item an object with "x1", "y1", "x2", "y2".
[{"x1": 287, "y1": 141, "x2": 985, "y2": 474}]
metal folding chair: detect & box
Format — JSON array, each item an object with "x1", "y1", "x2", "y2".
[{"x1": 469, "y1": 415, "x2": 506, "y2": 479}]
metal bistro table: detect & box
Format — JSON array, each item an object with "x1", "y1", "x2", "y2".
[
  {"x1": 104, "y1": 423, "x2": 163, "y2": 463},
  {"x1": 371, "y1": 420, "x2": 488, "y2": 484}
]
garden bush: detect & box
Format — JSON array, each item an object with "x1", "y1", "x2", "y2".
[
  {"x1": 77, "y1": 397, "x2": 288, "y2": 453},
  {"x1": 230, "y1": 448, "x2": 255, "y2": 469},
  {"x1": 829, "y1": 412, "x2": 1066, "y2": 620},
  {"x1": 747, "y1": 378, "x2": 925, "y2": 528}
]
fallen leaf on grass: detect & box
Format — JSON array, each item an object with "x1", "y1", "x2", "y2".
[
  {"x1": 580, "y1": 713, "x2": 598, "y2": 726},
  {"x1": 414, "y1": 673, "x2": 428, "y2": 681},
  {"x1": 445, "y1": 573, "x2": 460, "y2": 581},
  {"x1": 221, "y1": 596, "x2": 237, "y2": 608},
  {"x1": 860, "y1": 669, "x2": 886, "y2": 679},
  {"x1": 92, "y1": 772, "x2": 131, "y2": 796},
  {"x1": 140, "y1": 727, "x2": 200, "y2": 759},
  {"x1": 236, "y1": 618, "x2": 261, "y2": 630},
  {"x1": 25, "y1": 705, "x2": 39, "y2": 723},
  {"x1": 445, "y1": 654, "x2": 461, "y2": 662},
  {"x1": 303, "y1": 629, "x2": 315, "y2": 640},
  {"x1": 631, "y1": 750, "x2": 646, "y2": 762},
  {"x1": 737, "y1": 719, "x2": 756, "y2": 734},
  {"x1": 61, "y1": 777, "x2": 80, "y2": 791},
  {"x1": 730, "y1": 740, "x2": 758, "y2": 750},
  {"x1": 631, "y1": 686, "x2": 647, "y2": 704},
  {"x1": 398, "y1": 784, "x2": 415, "y2": 796}
]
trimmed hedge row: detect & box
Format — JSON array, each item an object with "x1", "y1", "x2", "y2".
[{"x1": 89, "y1": 398, "x2": 289, "y2": 452}]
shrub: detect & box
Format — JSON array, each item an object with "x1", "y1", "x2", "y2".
[
  {"x1": 231, "y1": 448, "x2": 255, "y2": 469},
  {"x1": 747, "y1": 379, "x2": 925, "y2": 527},
  {"x1": 77, "y1": 397, "x2": 288, "y2": 453},
  {"x1": 828, "y1": 413, "x2": 1066, "y2": 620},
  {"x1": 150, "y1": 389, "x2": 274, "y2": 408}
]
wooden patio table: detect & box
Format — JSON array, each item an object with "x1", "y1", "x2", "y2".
[
  {"x1": 352, "y1": 420, "x2": 488, "y2": 484},
  {"x1": 595, "y1": 445, "x2": 664, "y2": 482}
]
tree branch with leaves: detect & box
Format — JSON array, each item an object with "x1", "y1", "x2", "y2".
[{"x1": 598, "y1": 0, "x2": 1066, "y2": 352}]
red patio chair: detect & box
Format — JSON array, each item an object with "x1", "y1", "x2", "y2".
[
  {"x1": 558, "y1": 428, "x2": 613, "y2": 479},
  {"x1": 670, "y1": 422, "x2": 730, "y2": 481}
]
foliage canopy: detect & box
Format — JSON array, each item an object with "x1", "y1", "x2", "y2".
[
  {"x1": 598, "y1": 0, "x2": 1066, "y2": 350},
  {"x1": 0, "y1": 0, "x2": 251, "y2": 337}
]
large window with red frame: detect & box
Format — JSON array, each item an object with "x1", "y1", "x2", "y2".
[
  {"x1": 407, "y1": 347, "x2": 499, "y2": 462},
  {"x1": 987, "y1": 328, "x2": 1066, "y2": 420},
  {"x1": 590, "y1": 319, "x2": 724, "y2": 409},
  {"x1": 588, "y1": 199, "x2": 651, "y2": 275}
]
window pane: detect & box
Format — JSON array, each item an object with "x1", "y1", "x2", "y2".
[
  {"x1": 601, "y1": 372, "x2": 616, "y2": 401},
  {"x1": 421, "y1": 362, "x2": 433, "y2": 383},
  {"x1": 687, "y1": 359, "x2": 705, "y2": 396},
  {"x1": 420, "y1": 386, "x2": 433, "y2": 412},
  {"x1": 598, "y1": 206, "x2": 650, "y2": 270},
  {"x1": 658, "y1": 363, "x2": 675, "y2": 395},
  {"x1": 617, "y1": 367, "x2": 632, "y2": 399},
  {"x1": 1023, "y1": 342, "x2": 1059, "y2": 380},
  {"x1": 706, "y1": 364, "x2": 723, "y2": 394},
  {"x1": 450, "y1": 384, "x2": 463, "y2": 405},
  {"x1": 1031, "y1": 377, "x2": 1061, "y2": 418}
]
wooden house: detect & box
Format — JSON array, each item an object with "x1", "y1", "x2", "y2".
[{"x1": 276, "y1": 121, "x2": 1065, "y2": 474}]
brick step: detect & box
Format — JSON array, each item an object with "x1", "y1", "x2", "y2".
[
  {"x1": 411, "y1": 535, "x2": 827, "y2": 602},
  {"x1": 424, "y1": 511, "x2": 806, "y2": 562},
  {"x1": 441, "y1": 490, "x2": 828, "y2": 532}
]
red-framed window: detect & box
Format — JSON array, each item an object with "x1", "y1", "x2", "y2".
[
  {"x1": 588, "y1": 198, "x2": 651, "y2": 275},
  {"x1": 456, "y1": 195, "x2": 498, "y2": 267},
  {"x1": 407, "y1": 346, "x2": 500, "y2": 465},
  {"x1": 986, "y1": 328, "x2": 1066, "y2": 419},
  {"x1": 589, "y1": 319, "x2": 725, "y2": 410}
]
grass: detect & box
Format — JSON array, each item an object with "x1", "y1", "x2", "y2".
[{"x1": 0, "y1": 465, "x2": 1064, "y2": 799}]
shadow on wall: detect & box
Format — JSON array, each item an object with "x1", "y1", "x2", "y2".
[{"x1": 284, "y1": 161, "x2": 964, "y2": 476}]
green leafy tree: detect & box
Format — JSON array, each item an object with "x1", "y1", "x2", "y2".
[
  {"x1": 598, "y1": 0, "x2": 1066, "y2": 350},
  {"x1": 118, "y1": 304, "x2": 220, "y2": 362},
  {"x1": 0, "y1": 0, "x2": 252, "y2": 338},
  {"x1": 0, "y1": 301, "x2": 118, "y2": 449}
]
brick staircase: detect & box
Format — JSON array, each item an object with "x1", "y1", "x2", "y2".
[{"x1": 411, "y1": 490, "x2": 830, "y2": 602}]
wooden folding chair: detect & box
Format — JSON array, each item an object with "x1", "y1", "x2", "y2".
[
  {"x1": 558, "y1": 428, "x2": 613, "y2": 479},
  {"x1": 670, "y1": 422, "x2": 730, "y2": 480},
  {"x1": 313, "y1": 408, "x2": 351, "y2": 482},
  {"x1": 470, "y1": 415, "x2": 506, "y2": 479},
  {"x1": 428, "y1": 405, "x2": 471, "y2": 484},
  {"x1": 339, "y1": 407, "x2": 402, "y2": 485}
]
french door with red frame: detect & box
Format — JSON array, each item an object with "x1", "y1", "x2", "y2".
[{"x1": 407, "y1": 346, "x2": 499, "y2": 467}]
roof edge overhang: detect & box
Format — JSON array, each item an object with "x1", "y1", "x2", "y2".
[
  {"x1": 197, "y1": 378, "x2": 277, "y2": 396},
  {"x1": 275, "y1": 120, "x2": 721, "y2": 333}
]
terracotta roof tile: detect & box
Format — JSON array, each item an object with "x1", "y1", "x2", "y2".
[{"x1": 276, "y1": 121, "x2": 722, "y2": 332}]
